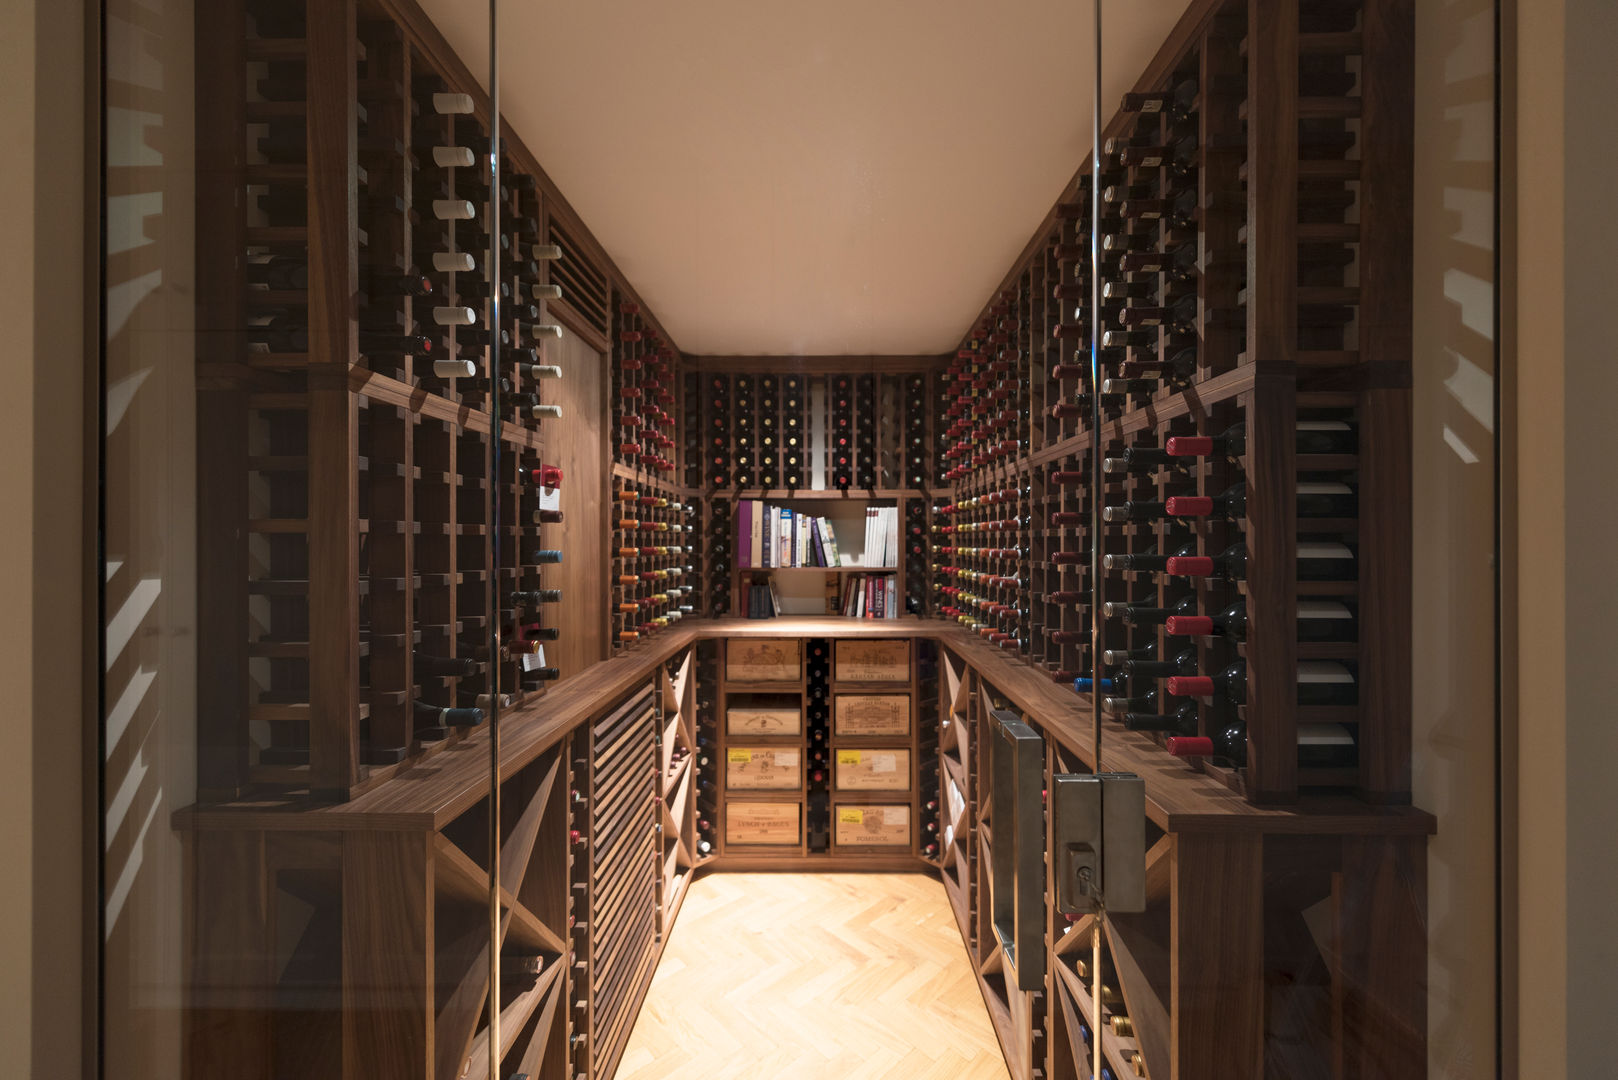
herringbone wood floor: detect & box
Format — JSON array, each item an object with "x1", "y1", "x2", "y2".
[{"x1": 616, "y1": 872, "x2": 1010, "y2": 1080}]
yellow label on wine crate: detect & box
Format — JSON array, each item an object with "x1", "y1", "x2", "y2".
[
  {"x1": 837, "y1": 750, "x2": 862, "y2": 766},
  {"x1": 835, "y1": 747, "x2": 911, "y2": 792},
  {"x1": 834, "y1": 803, "x2": 912, "y2": 847},
  {"x1": 726, "y1": 747, "x2": 801, "y2": 790}
]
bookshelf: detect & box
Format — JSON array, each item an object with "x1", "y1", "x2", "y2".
[{"x1": 729, "y1": 493, "x2": 920, "y2": 618}]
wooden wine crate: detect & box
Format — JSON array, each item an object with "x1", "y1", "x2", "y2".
[
  {"x1": 725, "y1": 747, "x2": 802, "y2": 791},
  {"x1": 834, "y1": 639, "x2": 909, "y2": 682},
  {"x1": 834, "y1": 747, "x2": 911, "y2": 792},
  {"x1": 834, "y1": 803, "x2": 912, "y2": 848},
  {"x1": 726, "y1": 638, "x2": 802, "y2": 682},
  {"x1": 833, "y1": 693, "x2": 911, "y2": 738},
  {"x1": 725, "y1": 801, "x2": 801, "y2": 845},
  {"x1": 726, "y1": 704, "x2": 802, "y2": 736}
]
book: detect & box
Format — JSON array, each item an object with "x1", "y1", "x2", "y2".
[
  {"x1": 750, "y1": 500, "x2": 764, "y2": 569},
  {"x1": 821, "y1": 517, "x2": 841, "y2": 566},
  {"x1": 780, "y1": 507, "x2": 792, "y2": 567},
  {"x1": 797, "y1": 513, "x2": 810, "y2": 568},
  {"x1": 737, "y1": 500, "x2": 753, "y2": 569}
]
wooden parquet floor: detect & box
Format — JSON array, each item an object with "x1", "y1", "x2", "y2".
[{"x1": 616, "y1": 872, "x2": 1010, "y2": 1080}]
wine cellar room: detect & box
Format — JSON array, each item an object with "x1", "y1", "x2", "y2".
[{"x1": 6, "y1": 0, "x2": 1618, "y2": 1077}]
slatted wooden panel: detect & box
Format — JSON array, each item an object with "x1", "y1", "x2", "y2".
[{"x1": 584, "y1": 686, "x2": 660, "y2": 1080}]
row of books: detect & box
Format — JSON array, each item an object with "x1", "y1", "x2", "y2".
[
  {"x1": 733, "y1": 501, "x2": 900, "y2": 569},
  {"x1": 743, "y1": 572, "x2": 901, "y2": 619},
  {"x1": 836, "y1": 573, "x2": 900, "y2": 619}
]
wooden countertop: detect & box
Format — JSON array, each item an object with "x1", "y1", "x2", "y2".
[{"x1": 175, "y1": 616, "x2": 1435, "y2": 837}]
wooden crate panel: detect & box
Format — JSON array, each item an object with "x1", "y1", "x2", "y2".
[
  {"x1": 725, "y1": 802, "x2": 801, "y2": 845},
  {"x1": 726, "y1": 638, "x2": 802, "y2": 682},
  {"x1": 726, "y1": 747, "x2": 802, "y2": 791},
  {"x1": 834, "y1": 693, "x2": 911, "y2": 738},
  {"x1": 726, "y1": 705, "x2": 802, "y2": 736},
  {"x1": 834, "y1": 804, "x2": 912, "y2": 848},
  {"x1": 834, "y1": 639, "x2": 910, "y2": 682},
  {"x1": 835, "y1": 748, "x2": 911, "y2": 792}
]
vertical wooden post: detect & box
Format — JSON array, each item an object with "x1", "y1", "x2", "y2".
[
  {"x1": 1356, "y1": 0, "x2": 1416, "y2": 802},
  {"x1": 341, "y1": 830, "x2": 435, "y2": 1079},
  {"x1": 1336, "y1": 836, "x2": 1426, "y2": 1078},
  {"x1": 1242, "y1": 0, "x2": 1299, "y2": 802},
  {"x1": 306, "y1": 0, "x2": 361, "y2": 795},
  {"x1": 1171, "y1": 832, "x2": 1263, "y2": 1079},
  {"x1": 193, "y1": 0, "x2": 250, "y2": 799}
]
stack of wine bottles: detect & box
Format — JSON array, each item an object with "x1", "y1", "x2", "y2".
[
  {"x1": 694, "y1": 642, "x2": 720, "y2": 858},
  {"x1": 934, "y1": 17, "x2": 1411, "y2": 804},
  {"x1": 612, "y1": 298, "x2": 678, "y2": 475},
  {"x1": 703, "y1": 496, "x2": 732, "y2": 616},
  {"x1": 933, "y1": 480, "x2": 1032, "y2": 653},
  {"x1": 694, "y1": 369, "x2": 933, "y2": 497},
  {"x1": 611, "y1": 482, "x2": 695, "y2": 649},
  {"x1": 916, "y1": 642, "x2": 941, "y2": 861},
  {"x1": 805, "y1": 642, "x2": 832, "y2": 852}
]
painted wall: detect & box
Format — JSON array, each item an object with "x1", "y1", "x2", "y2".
[
  {"x1": 1, "y1": 0, "x2": 88, "y2": 1077},
  {"x1": 1411, "y1": 0, "x2": 1500, "y2": 1074},
  {"x1": 1512, "y1": 0, "x2": 1618, "y2": 1074}
]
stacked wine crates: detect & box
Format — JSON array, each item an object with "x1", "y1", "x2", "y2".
[{"x1": 936, "y1": 0, "x2": 1413, "y2": 805}]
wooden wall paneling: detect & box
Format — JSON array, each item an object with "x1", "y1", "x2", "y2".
[
  {"x1": 552, "y1": 329, "x2": 607, "y2": 674},
  {"x1": 1335, "y1": 835, "x2": 1426, "y2": 1078},
  {"x1": 1353, "y1": 0, "x2": 1415, "y2": 802},
  {"x1": 1200, "y1": 17, "x2": 1245, "y2": 382},
  {"x1": 1170, "y1": 832, "x2": 1262, "y2": 1079},
  {"x1": 341, "y1": 829, "x2": 435, "y2": 1080},
  {"x1": 185, "y1": 830, "x2": 272, "y2": 1080},
  {"x1": 193, "y1": 0, "x2": 251, "y2": 799},
  {"x1": 1238, "y1": 0, "x2": 1300, "y2": 803},
  {"x1": 304, "y1": 0, "x2": 363, "y2": 796}
]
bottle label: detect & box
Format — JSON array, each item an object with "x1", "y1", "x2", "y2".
[{"x1": 521, "y1": 645, "x2": 546, "y2": 671}]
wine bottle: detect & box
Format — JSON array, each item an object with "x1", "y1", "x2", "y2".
[
  {"x1": 1123, "y1": 701, "x2": 1201, "y2": 734},
  {"x1": 1163, "y1": 481, "x2": 1357, "y2": 519},
  {"x1": 1165, "y1": 419, "x2": 1356, "y2": 458},
  {"x1": 1165, "y1": 717, "x2": 1247, "y2": 766},
  {"x1": 413, "y1": 652, "x2": 479, "y2": 678},
  {"x1": 414, "y1": 700, "x2": 484, "y2": 729},
  {"x1": 1164, "y1": 599, "x2": 1355, "y2": 643}
]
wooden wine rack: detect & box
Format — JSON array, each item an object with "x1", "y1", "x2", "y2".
[
  {"x1": 195, "y1": 0, "x2": 685, "y2": 799},
  {"x1": 177, "y1": 1, "x2": 1431, "y2": 1079},
  {"x1": 685, "y1": 362, "x2": 939, "y2": 618},
  {"x1": 936, "y1": 0, "x2": 1415, "y2": 806}
]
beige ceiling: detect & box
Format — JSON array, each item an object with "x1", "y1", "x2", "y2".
[{"x1": 419, "y1": 0, "x2": 1195, "y2": 355}]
